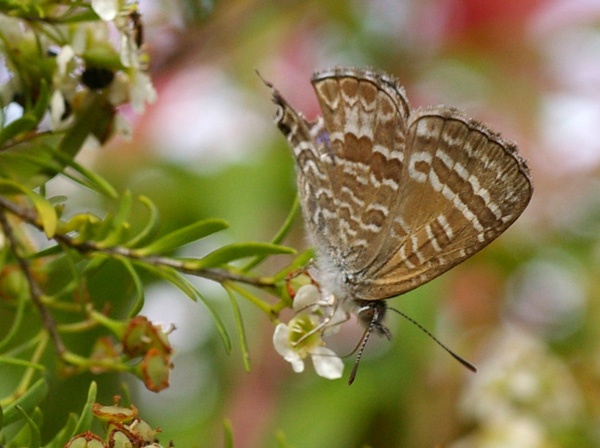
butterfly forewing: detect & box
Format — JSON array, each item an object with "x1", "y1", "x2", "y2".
[{"x1": 310, "y1": 69, "x2": 412, "y2": 272}]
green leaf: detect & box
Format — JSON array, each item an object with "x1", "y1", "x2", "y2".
[
  {"x1": 58, "y1": 9, "x2": 99, "y2": 23},
  {"x1": 0, "y1": 145, "x2": 55, "y2": 188},
  {"x1": 242, "y1": 197, "x2": 300, "y2": 272},
  {"x1": 185, "y1": 242, "x2": 295, "y2": 270},
  {"x1": 195, "y1": 287, "x2": 232, "y2": 354},
  {"x1": 48, "y1": 148, "x2": 118, "y2": 198},
  {"x1": 275, "y1": 430, "x2": 293, "y2": 448},
  {"x1": 0, "y1": 356, "x2": 45, "y2": 370},
  {"x1": 132, "y1": 218, "x2": 229, "y2": 256},
  {"x1": 134, "y1": 261, "x2": 232, "y2": 353},
  {"x1": 96, "y1": 191, "x2": 133, "y2": 247},
  {"x1": 32, "y1": 79, "x2": 50, "y2": 120},
  {"x1": 29, "y1": 244, "x2": 63, "y2": 259},
  {"x1": 81, "y1": 253, "x2": 111, "y2": 275},
  {"x1": 0, "y1": 180, "x2": 58, "y2": 237},
  {"x1": 71, "y1": 381, "x2": 97, "y2": 435},
  {"x1": 114, "y1": 256, "x2": 145, "y2": 317},
  {"x1": 126, "y1": 195, "x2": 160, "y2": 248},
  {"x1": 60, "y1": 213, "x2": 102, "y2": 243},
  {"x1": 223, "y1": 419, "x2": 234, "y2": 448},
  {"x1": 12, "y1": 406, "x2": 42, "y2": 448},
  {"x1": 2, "y1": 378, "x2": 48, "y2": 426},
  {"x1": 0, "y1": 281, "x2": 28, "y2": 350},
  {"x1": 225, "y1": 285, "x2": 251, "y2": 371},
  {"x1": 0, "y1": 114, "x2": 38, "y2": 147},
  {"x1": 43, "y1": 413, "x2": 77, "y2": 448},
  {"x1": 272, "y1": 248, "x2": 315, "y2": 282}
]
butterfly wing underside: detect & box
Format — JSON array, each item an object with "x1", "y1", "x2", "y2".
[
  {"x1": 268, "y1": 68, "x2": 532, "y2": 302},
  {"x1": 360, "y1": 106, "x2": 533, "y2": 300}
]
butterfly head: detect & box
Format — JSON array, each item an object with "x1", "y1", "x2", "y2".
[{"x1": 355, "y1": 300, "x2": 392, "y2": 340}]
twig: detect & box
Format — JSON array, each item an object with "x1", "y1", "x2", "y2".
[
  {"x1": 0, "y1": 196, "x2": 277, "y2": 289},
  {"x1": 0, "y1": 207, "x2": 66, "y2": 355}
]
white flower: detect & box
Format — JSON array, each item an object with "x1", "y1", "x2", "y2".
[
  {"x1": 293, "y1": 283, "x2": 348, "y2": 334},
  {"x1": 92, "y1": 0, "x2": 119, "y2": 21},
  {"x1": 293, "y1": 283, "x2": 327, "y2": 314},
  {"x1": 459, "y1": 326, "x2": 582, "y2": 425},
  {"x1": 128, "y1": 71, "x2": 157, "y2": 113},
  {"x1": 273, "y1": 285, "x2": 344, "y2": 379},
  {"x1": 273, "y1": 317, "x2": 343, "y2": 379},
  {"x1": 50, "y1": 90, "x2": 66, "y2": 130},
  {"x1": 56, "y1": 45, "x2": 75, "y2": 77}
]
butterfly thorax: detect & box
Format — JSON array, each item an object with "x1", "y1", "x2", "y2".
[{"x1": 313, "y1": 253, "x2": 359, "y2": 309}]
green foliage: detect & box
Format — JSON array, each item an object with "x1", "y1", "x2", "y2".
[{"x1": 0, "y1": 1, "x2": 300, "y2": 444}]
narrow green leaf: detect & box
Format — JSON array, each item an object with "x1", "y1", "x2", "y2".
[
  {"x1": 114, "y1": 256, "x2": 145, "y2": 317},
  {"x1": 58, "y1": 9, "x2": 99, "y2": 23},
  {"x1": 71, "y1": 381, "x2": 97, "y2": 435},
  {"x1": 132, "y1": 218, "x2": 229, "y2": 256},
  {"x1": 112, "y1": 191, "x2": 133, "y2": 226},
  {"x1": 242, "y1": 197, "x2": 300, "y2": 272},
  {"x1": 0, "y1": 180, "x2": 58, "y2": 237},
  {"x1": 135, "y1": 262, "x2": 198, "y2": 300},
  {"x1": 32, "y1": 79, "x2": 50, "y2": 121},
  {"x1": 0, "y1": 115, "x2": 38, "y2": 147},
  {"x1": 0, "y1": 356, "x2": 45, "y2": 370},
  {"x1": 126, "y1": 195, "x2": 160, "y2": 248},
  {"x1": 186, "y1": 242, "x2": 295, "y2": 270},
  {"x1": 223, "y1": 419, "x2": 234, "y2": 448},
  {"x1": 195, "y1": 288, "x2": 232, "y2": 354},
  {"x1": 43, "y1": 413, "x2": 77, "y2": 448},
  {"x1": 30, "y1": 194, "x2": 57, "y2": 238},
  {"x1": 14, "y1": 406, "x2": 42, "y2": 448},
  {"x1": 96, "y1": 191, "x2": 133, "y2": 247},
  {"x1": 81, "y1": 253, "x2": 110, "y2": 275},
  {"x1": 134, "y1": 261, "x2": 232, "y2": 353},
  {"x1": 225, "y1": 285, "x2": 251, "y2": 371},
  {"x1": 28, "y1": 244, "x2": 64, "y2": 259},
  {"x1": 0, "y1": 283, "x2": 28, "y2": 350},
  {"x1": 0, "y1": 145, "x2": 57, "y2": 188},
  {"x1": 49, "y1": 148, "x2": 118, "y2": 198},
  {"x1": 2, "y1": 377, "x2": 48, "y2": 426},
  {"x1": 275, "y1": 430, "x2": 292, "y2": 448},
  {"x1": 272, "y1": 248, "x2": 315, "y2": 282}
]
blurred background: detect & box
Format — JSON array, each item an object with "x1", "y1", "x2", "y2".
[{"x1": 72, "y1": 0, "x2": 600, "y2": 446}]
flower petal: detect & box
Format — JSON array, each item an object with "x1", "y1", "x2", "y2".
[
  {"x1": 56, "y1": 45, "x2": 74, "y2": 76},
  {"x1": 289, "y1": 356, "x2": 305, "y2": 373},
  {"x1": 293, "y1": 284, "x2": 320, "y2": 311},
  {"x1": 274, "y1": 323, "x2": 307, "y2": 372},
  {"x1": 273, "y1": 323, "x2": 291, "y2": 356},
  {"x1": 311, "y1": 346, "x2": 344, "y2": 379},
  {"x1": 92, "y1": 0, "x2": 118, "y2": 21}
]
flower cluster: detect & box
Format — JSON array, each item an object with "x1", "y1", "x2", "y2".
[
  {"x1": 65, "y1": 396, "x2": 170, "y2": 447},
  {"x1": 273, "y1": 284, "x2": 345, "y2": 379},
  {"x1": 0, "y1": 0, "x2": 156, "y2": 144},
  {"x1": 453, "y1": 326, "x2": 583, "y2": 446},
  {"x1": 91, "y1": 314, "x2": 174, "y2": 392}
]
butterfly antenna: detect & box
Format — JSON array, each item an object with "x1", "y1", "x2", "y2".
[
  {"x1": 387, "y1": 307, "x2": 477, "y2": 373},
  {"x1": 348, "y1": 322, "x2": 375, "y2": 385}
]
